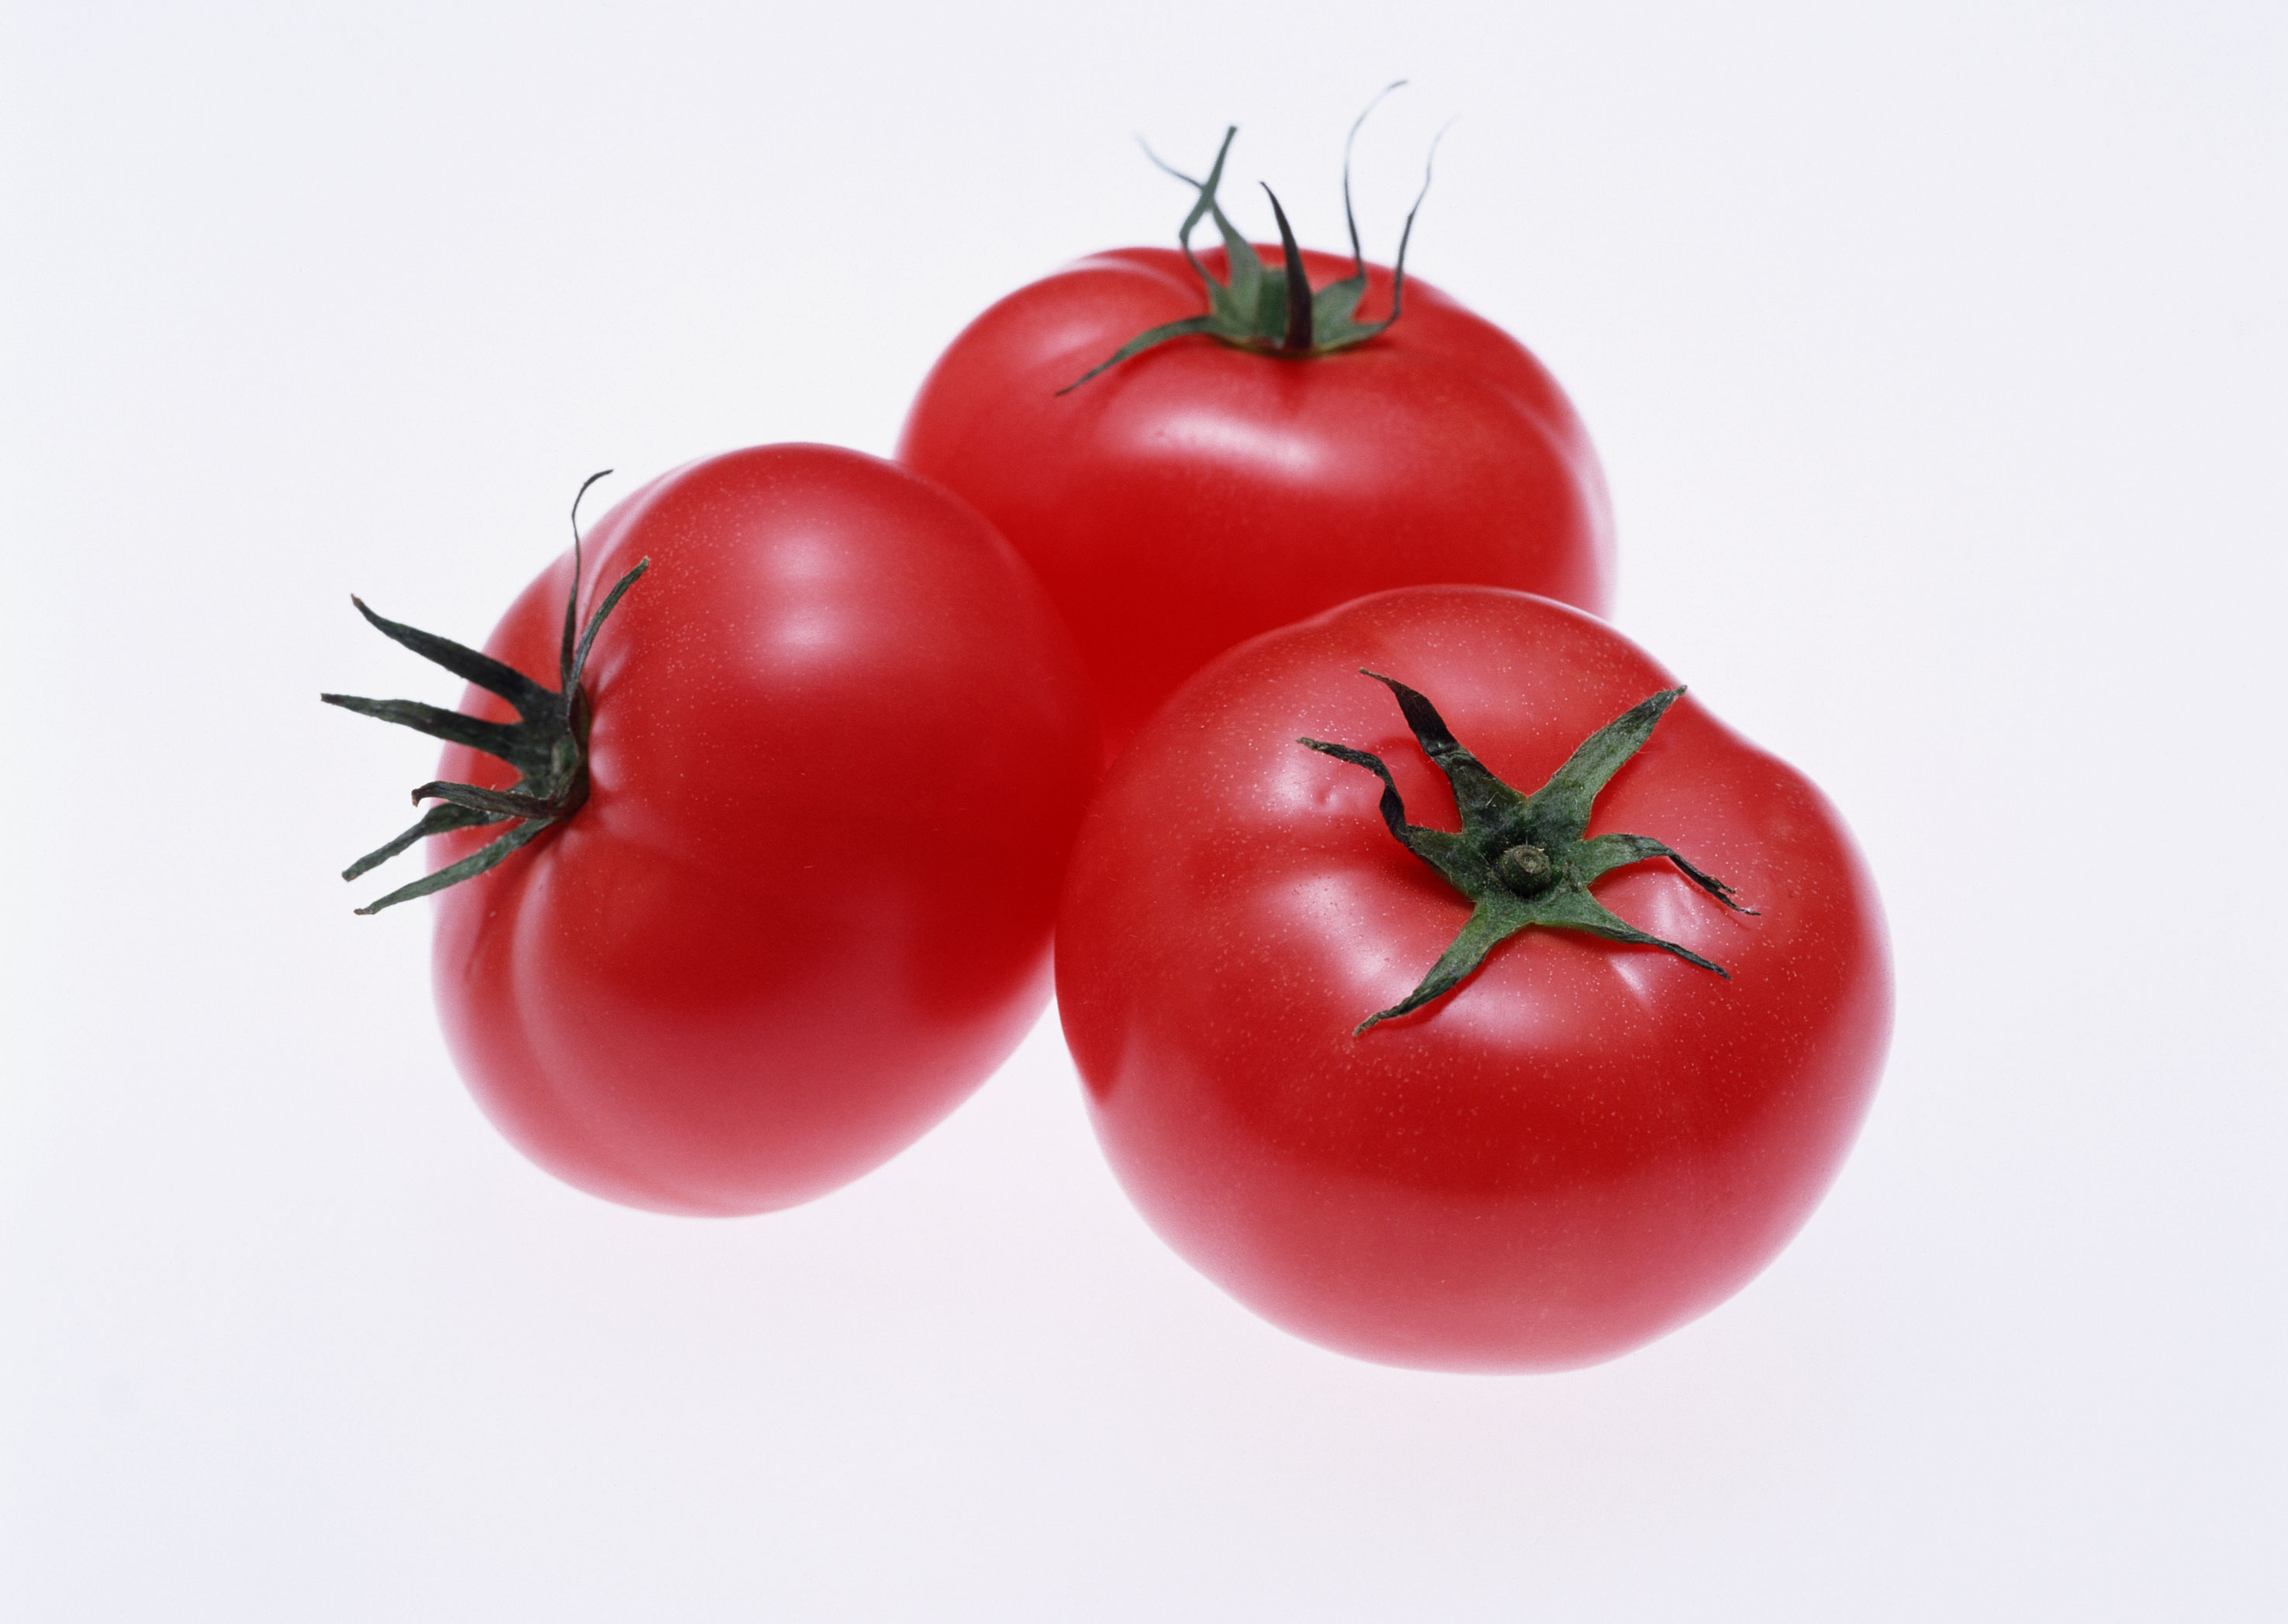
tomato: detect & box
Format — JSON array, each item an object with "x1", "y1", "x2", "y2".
[
  {"x1": 1055, "y1": 587, "x2": 1890, "y2": 1370},
  {"x1": 329, "y1": 445, "x2": 1100, "y2": 1215},
  {"x1": 897, "y1": 240, "x2": 1615, "y2": 752}
]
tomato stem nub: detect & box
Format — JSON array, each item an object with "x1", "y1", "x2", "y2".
[
  {"x1": 320, "y1": 472, "x2": 648, "y2": 915},
  {"x1": 1057, "y1": 84, "x2": 1443, "y2": 392},
  {"x1": 1299, "y1": 674, "x2": 1754, "y2": 1033}
]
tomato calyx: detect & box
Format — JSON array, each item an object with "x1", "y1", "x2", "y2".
[
  {"x1": 321, "y1": 472, "x2": 649, "y2": 915},
  {"x1": 1300, "y1": 673, "x2": 1756, "y2": 1033},
  {"x1": 1059, "y1": 84, "x2": 1445, "y2": 392}
]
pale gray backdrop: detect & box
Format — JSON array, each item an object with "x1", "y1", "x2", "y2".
[{"x1": 3, "y1": 2, "x2": 2282, "y2": 1618}]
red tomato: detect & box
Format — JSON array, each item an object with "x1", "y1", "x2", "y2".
[
  {"x1": 374, "y1": 446, "x2": 1097, "y2": 1215},
  {"x1": 1056, "y1": 587, "x2": 1890, "y2": 1370},
  {"x1": 898, "y1": 247, "x2": 1615, "y2": 752}
]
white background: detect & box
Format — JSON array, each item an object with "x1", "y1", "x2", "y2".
[{"x1": 4, "y1": 2, "x2": 2283, "y2": 1618}]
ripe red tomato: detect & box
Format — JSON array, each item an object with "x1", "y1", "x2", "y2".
[
  {"x1": 1056, "y1": 587, "x2": 1890, "y2": 1370},
  {"x1": 898, "y1": 245, "x2": 1615, "y2": 752},
  {"x1": 343, "y1": 445, "x2": 1099, "y2": 1215}
]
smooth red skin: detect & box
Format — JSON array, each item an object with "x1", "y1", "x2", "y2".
[
  {"x1": 1057, "y1": 588, "x2": 1891, "y2": 1371},
  {"x1": 897, "y1": 247, "x2": 1616, "y2": 753},
  {"x1": 424, "y1": 445, "x2": 1100, "y2": 1216}
]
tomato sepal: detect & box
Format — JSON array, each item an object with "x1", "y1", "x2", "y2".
[
  {"x1": 1059, "y1": 85, "x2": 1443, "y2": 391},
  {"x1": 322, "y1": 472, "x2": 649, "y2": 914},
  {"x1": 1300, "y1": 672, "x2": 1755, "y2": 1031}
]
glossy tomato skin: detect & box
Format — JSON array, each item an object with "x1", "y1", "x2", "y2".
[
  {"x1": 426, "y1": 445, "x2": 1099, "y2": 1216},
  {"x1": 1056, "y1": 587, "x2": 1889, "y2": 1370},
  {"x1": 898, "y1": 247, "x2": 1616, "y2": 753}
]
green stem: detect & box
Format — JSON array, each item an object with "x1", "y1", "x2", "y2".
[
  {"x1": 1300, "y1": 672, "x2": 1755, "y2": 1033},
  {"x1": 320, "y1": 473, "x2": 648, "y2": 914},
  {"x1": 1062, "y1": 85, "x2": 1443, "y2": 387}
]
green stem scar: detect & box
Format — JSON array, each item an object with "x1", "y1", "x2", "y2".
[
  {"x1": 1059, "y1": 83, "x2": 1448, "y2": 392},
  {"x1": 1301, "y1": 673, "x2": 1755, "y2": 1034},
  {"x1": 320, "y1": 471, "x2": 649, "y2": 915}
]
